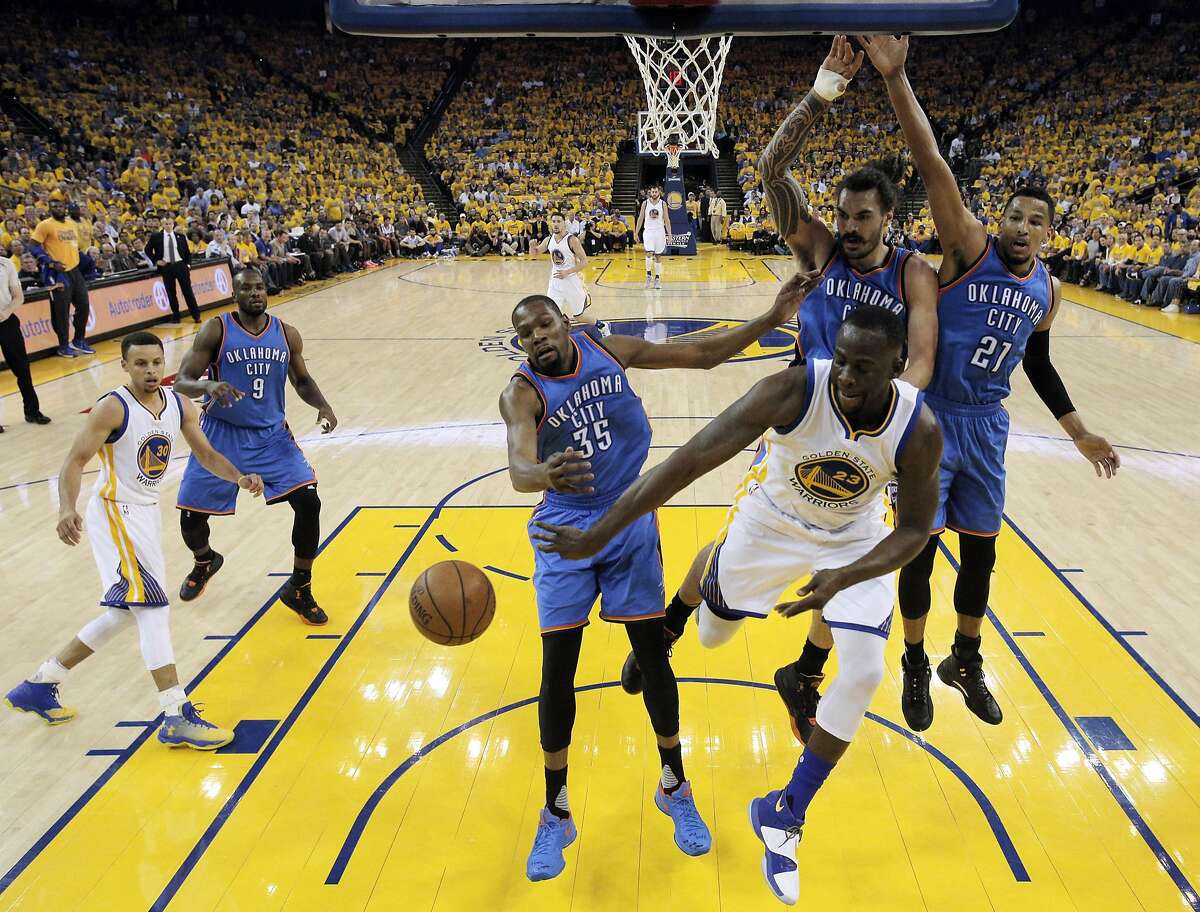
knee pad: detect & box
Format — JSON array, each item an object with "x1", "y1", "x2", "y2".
[
  {"x1": 953, "y1": 533, "x2": 997, "y2": 619},
  {"x1": 179, "y1": 509, "x2": 212, "y2": 553},
  {"x1": 898, "y1": 534, "x2": 941, "y2": 621},
  {"x1": 129, "y1": 606, "x2": 175, "y2": 671},
  {"x1": 697, "y1": 602, "x2": 744, "y2": 649},
  {"x1": 287, "y1": 486, "x2": 321, "y2": 560},
  {"x1": 77, "y1": 607, "x2": 134, "y2": 651},
  {"x1": 815, "y1": 628, "x2": 887, "y2": 742}
]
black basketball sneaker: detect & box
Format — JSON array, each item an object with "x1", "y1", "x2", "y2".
[
  {"x1": 179, "y1": 551, "x2": 224, "y2": 602},
  {"x1": 900, "y1": 651, "x2": 934, "y2": 731},
  {"x1": 937, "y1": 652, "x2": 1003, "y2": 725},
  {"x1": 280, "y1": 580, "x2": 329, "y2": 626},
  {"x1": 773, "y1": 664, "x2": 824, "y2": 743}
]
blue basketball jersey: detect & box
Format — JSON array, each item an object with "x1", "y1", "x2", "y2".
[
  {"x1": 205, "y1": 313, "x2": 290, "y2": 428},
  {"x1": 516, "y1": 327, "x2": 652, "y2": 508},
  {"x1": 928, "y1": 236, "x2": 1052, "y2": 406},
  {"x1": 797, "y1": 243, "x2": 911, "y2": 360}
]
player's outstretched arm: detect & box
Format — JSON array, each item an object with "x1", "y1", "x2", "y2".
[
  {"x1": 1023, "y1": 278, "x2": 1119, "y2": 478},
  {"x1": 898, "y1": 254, "x2": 939, "y2": 389},
  {"x1": 173, "y1": 318, "x2": 244, "y2": 405},
  {"x1": 758, "y1": 35, "x2": 861, "y2": 267},
  {"x1": 499, "y1": 377, "x2": 594, "y2": 494},
  {"x1": 282, "y1": 322, "x2": 337, "y2": 433},
  {"x1": 602, "y1": 269, "x2": 819, "y2": 370},
  {"x1": 55, "y1": 396, "x2": 124, "y2": 546},
  {"x1": 776, "y1": 405, "x2": 942, "y2": 617},
  {"x1": 532, "y1": 367, "x2": 806, "y2": 560},
  {"x1": 857, "y1": 35, "x2": 986, "y2": 277},
  {"x1": 177, "y1": 396, "x2": 264, "y2": 496}
]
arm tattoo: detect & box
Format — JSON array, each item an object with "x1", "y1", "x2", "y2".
[{"x1": 757, "y1": 91, "x2": 831, "y2": 235}]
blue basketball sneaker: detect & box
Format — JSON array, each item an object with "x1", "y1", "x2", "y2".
[
  {"x1": 525, "y1": 807, "x2": 577, "y2": 882},
  {"x1": 4, "y1": 681, "x2": 76, "y2": 725},
  {"x1": 654, "y1": 781, "x2": 711, "y2": 855},
  {"x1": 157, "y1": 702, "x2": 234, "y2": 750},
  {"x1": 749, "y1": 788, "x2": 803, "y2": 905}
]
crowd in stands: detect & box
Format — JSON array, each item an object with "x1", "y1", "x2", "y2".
[{"x1": 2, "y1": 4, "x2": 1199, "y2": 320}]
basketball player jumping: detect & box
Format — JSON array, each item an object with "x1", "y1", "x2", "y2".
[
  {"x1": 5, "y1": 332, "x2": 264, "y2": 750},
  {"x1": 854, "y1": 34, "x2": 1119, "y2": 730},
  {"x1": 634, "y1": 185, "x2": 668, "y2": 288},
  {"x1": 174, "y1": 268, "x2": 338, "y2": 625},
  {"x1": 501, "y1": 272, "x2": 817, "y2": 882},
  {"x1": 534, "y1": 308, "x2": 943, "y2": 905},
  {"x1": 529, "y1": 211, "x2": 598, "y2": 327},
  {"x1": 618, "y1": 37, "x2": 940, "y2": 744}
]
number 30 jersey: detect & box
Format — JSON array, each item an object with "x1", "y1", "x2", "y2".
[
  {"x1": 928, "y1": 236, "x2": 1051, "y2": 406},
  {"x1": 202, "y1": 313, "x2": 290, "y2": 429},
  {"x1": 515, "y1": 326, "x2": 652, "y2": 508}
]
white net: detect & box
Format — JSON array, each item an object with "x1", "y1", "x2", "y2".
[{"x1": 624, "y1": 34, "x2": 732, "y2": 159}]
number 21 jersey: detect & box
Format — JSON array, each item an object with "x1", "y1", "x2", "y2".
[
  {"x1": 928, "y1": 236, "x2": 1051, "y2": 406},
  {"x1": 515, "y1": 327, "x2": 652, "y2": 508}
]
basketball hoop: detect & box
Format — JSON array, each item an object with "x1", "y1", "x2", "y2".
[
  {"x1": 665, "y1": 142, "x2": 682, "y2": 170},
  {"x1": 625, "y1": 34, "x2": 732, "y2": 158}
]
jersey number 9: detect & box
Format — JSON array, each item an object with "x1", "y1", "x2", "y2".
[{"x1": 252, "y1": 377, "x2": 265, "y2": 399}]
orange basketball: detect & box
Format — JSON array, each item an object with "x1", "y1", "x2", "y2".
[{"x1": 409, "y1": 560, "x2": 496, "y2": 645}]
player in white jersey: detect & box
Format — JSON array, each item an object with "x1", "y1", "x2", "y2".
[
  {"x1": 529, "y1": 211, "x2": 597, "y2": 325},
  {"x1": 533, "y1": 307, "x2": 942, "y2": 905},
  {"x1": 4, "y1": 332, "x2": 264, "y2": 751},
  {"x1": 634, "y1": 185, "x2": 668, "y2": 288}
]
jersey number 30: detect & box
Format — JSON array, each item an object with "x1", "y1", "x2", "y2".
[
  {"x1": 571, "y1": 419, "x2": 611, "y2": 460},
  {"x1": 970, "y1": 335, "x2": 1013, "y2": 373}
]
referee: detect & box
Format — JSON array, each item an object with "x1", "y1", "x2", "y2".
[
  {"x1": 0, "y1": 255, "x2": 51, "y2": 431},
  {"x1": 31, "y1": 192, "x2": 94, "y2": 357}
]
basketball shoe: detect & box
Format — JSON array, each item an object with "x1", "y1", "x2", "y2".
[
  {"x1": 157, "y1": 702, "x2": 234, "y2": 750},
  {"x1": 748, "y1": 789, "x2": 803, "y2": 905},
  {"x1": 280, "y1": 580, "x2": 329, "y2": 625},
  {"x1": 526, "y1": 808, "x2": 577, "y2": 881},
  {"x1": 654, "y1": 781, "x2": 711, "y2": 855},
  {"x1": 654, "y1": 277, "x2": 662, "y2": 290},
  {"x1": 900, "y1": 651, "x2": 934, "y2": 731},
  {"x1": 937, "y1": 652, "x2": 1002, "y2": 725},
  {"x1": 773, "y1": 664, "x2": 823, "y2": 743},
  {"x1": 4, "y1": 681, "x2": 76, "y2": 725},
  {"x1": 179, "y1": 551, "x2": 224, "y2": 601}
]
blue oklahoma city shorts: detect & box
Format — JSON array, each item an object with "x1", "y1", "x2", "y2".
[
  {"x1": 177, "y1": 415, "x2": 317, "y2": 514},
  {"x1": 529, "y1": 499, "x2": 666, "y2": 634},
  {"x1": 927, "y1": 396, "x2": 1009, "y2": 536}
]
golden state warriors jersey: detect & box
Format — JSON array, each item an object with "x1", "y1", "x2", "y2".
[
  {"x1": 93, "y1": 386, "x2": 182, "y2": 506},
  {"x1": 739, "y1": 359, "x2": 924, "y2": 534}
]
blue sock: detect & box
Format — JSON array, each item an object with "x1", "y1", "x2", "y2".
[{"x1": 783, "y1": 750, "x2": 835, "y2": 822}]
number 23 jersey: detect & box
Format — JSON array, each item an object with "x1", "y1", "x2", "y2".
[
  {"x1": 515, "y1": 327, "x2": 652, "y2": 508},
  {"x1": 928, "y1": 236, "x2": 1051, "y2": 406}
]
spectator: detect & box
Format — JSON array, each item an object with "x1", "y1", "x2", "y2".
[
  {"x1": 206, "y1": 228, "x2": 235, "y2": 261},
  {"x1": 31, "y1": 193, "x2": 94, "y2": 358},
  {"x1": 0, "y1": 253, "x2": 50, "y2": 430},
  {"x1": 708, "y1": 189, "x2": 728, "y2": 245},
  {"x1": 110, "y1": 242, "x2": 140, "y2": 273},
  {"x1": 399, "y1": 228, "x2": 423, "y2": 258}
]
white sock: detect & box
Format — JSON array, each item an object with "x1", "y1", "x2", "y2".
[
  {"x1": 654, "y1": 261, "x2": 662, "y2": 278},
  {"x1": 553, "y1": 784, "x2": 570, "y2": 816},
  {"x1": 159, "y1": 685, "x2": 187, "y2": 717},
  {"x1": 661, "y1": 763, "x2": 679, "y2": 791},
  {"x1": 644, "y1": 255, "x2": 652, "y2": 274},
  {"x1": 31, "y1": 658, "x2": 68, "y2": 684}
]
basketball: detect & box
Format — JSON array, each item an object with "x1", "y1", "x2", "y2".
[{"x1": 408, "y1": 560, "x2": 496, "y2": 645}]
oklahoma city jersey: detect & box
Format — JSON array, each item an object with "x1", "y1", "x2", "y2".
[
  {"x1": 737, "y1": 359, "x2": 924, "y2": 535},
  {"x1": 205, "y1": 313, "x2": 289, "y2": 427},
  {"x1": 515, "y1": 327, "x2": 652, "y2": 509},
  {"x1": 798, "y1": 243, "x2": 912, "y2": 359},
  {"x1": 94, "y1": 386, "x2": 182, "y2": 506},
  {"x1": 928, "y1": 236, "x2": 1050, "y2": 405}
]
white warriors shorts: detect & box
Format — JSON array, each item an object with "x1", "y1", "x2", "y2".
[
  {"x1": 642, "y1": 228, "x2": 667, "y2": 255},
  {"x1": 699, "y1": 496, "x2": 895, "y2": 639},
  {"x1": 547, "y1": 276, "x2": 589, "y2": 318},
  {"x1": 87, "y1": 496, "x2": 170, "y2": 608}
]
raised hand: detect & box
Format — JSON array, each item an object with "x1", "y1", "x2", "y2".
[
  {"x1": 856, "y1": 34, "x2": 909, "y2": 79},
  {"x1": 769, "y1": 269, "x2": 823, "y2": 324},
  {"x1": 543, "y1": 447, "x2": 594, "y2": 495},
  {"x1": 821, "y1": 34, "x2": 864, "y2": 82}
]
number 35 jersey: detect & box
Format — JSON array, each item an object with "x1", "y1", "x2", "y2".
[
  {"x1": 515, "y1": 326, "x2": 652, "y2": 508},
  {"x1": 738, "y1": 359, "x2": 924, "y2": 536},
  {"x1": 928, "y1": 236, "x2": 1051, "y2": 406},
  {"x1": 203, "y1": 313, "x2": 290, "y2": 428}
]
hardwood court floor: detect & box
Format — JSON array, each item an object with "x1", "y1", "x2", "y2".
[{"x1": 1, "y1": 247, "x2": 1198, "y2": 911}]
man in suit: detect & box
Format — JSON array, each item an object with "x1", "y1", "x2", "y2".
[{"x1": 147, "y1": 214, "x2": 200, "y2": 323}]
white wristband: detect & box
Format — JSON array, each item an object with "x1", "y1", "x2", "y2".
[{"x1": 812, "y1": 67, "x2": 849, "y2": 102}]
